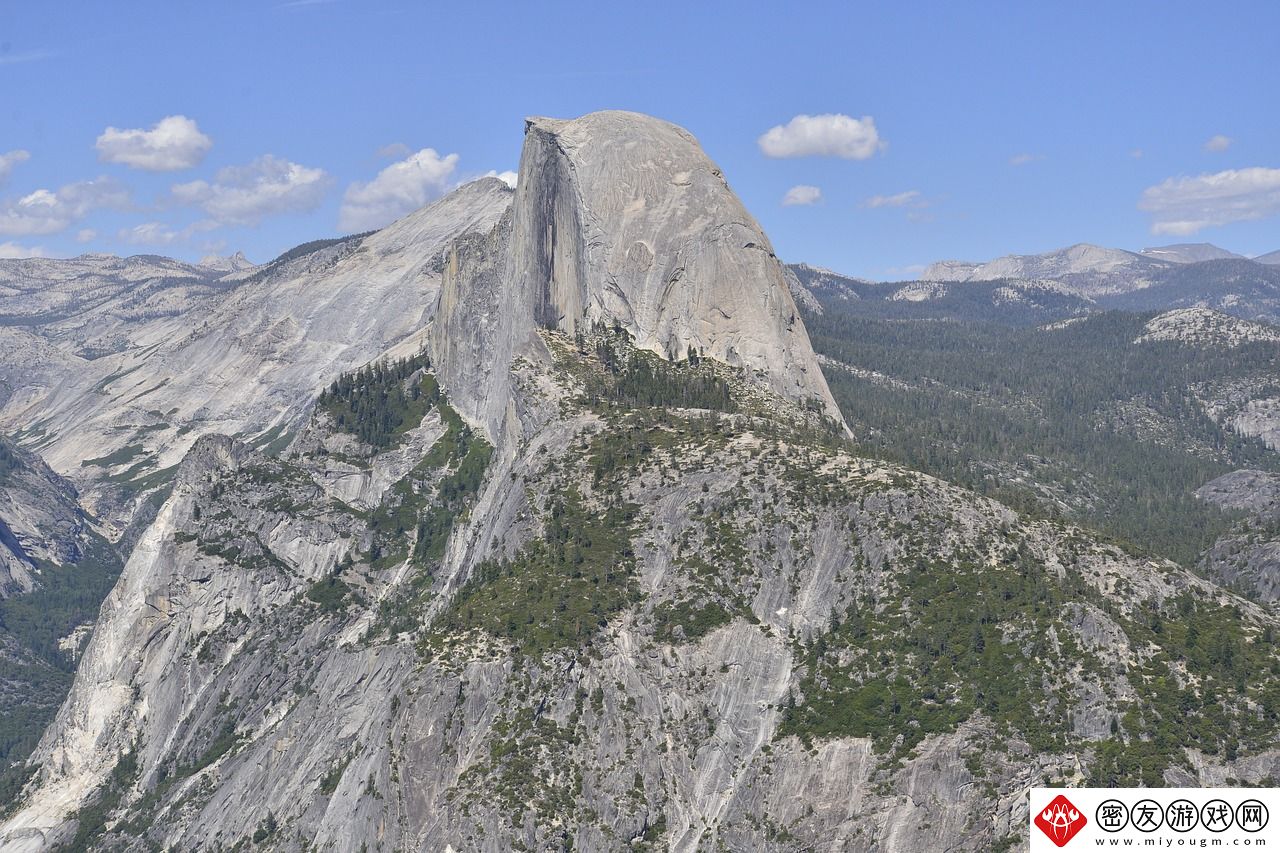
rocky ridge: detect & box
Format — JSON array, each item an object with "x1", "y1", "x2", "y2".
[
  {"x1": 0, "y1": 178, "x2": 512, "y2": 535},
  {"x1": 1135, "y1": 307, "x2": 1280, "y2": 347},
  {"x1": 1139, "y1": 243, "x2": 1244, "y2": 265},
  {"x1": 921, "y1": 243, "x2": 1166, "y2": 295}
]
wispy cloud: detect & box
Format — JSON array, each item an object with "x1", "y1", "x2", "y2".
[
  {"x1": 1203, "y1": 134, "x2": 1233, "y2": 153},
  {"x1": 781, "y1": 185, "x2": 822, "y2": 206},
  {"x1": 0, "y1": 150, "x2": 31, "y2": 186},
  {"x1": 862, "y1": 190, "x2": 936, "y2": 223},
  {"x1": 1009, "y1": 152, "x2": 1045, "y2": 167},
  {"x1": 0, "y1": 49, "x2": 57, "y2": 66},
  {"x1": 173, "y1": 155, "x2": 331, "y2": 226},
  {"x1": 0, "y1": 177, "x2": 130, "y2": 236},
  {"x1": 377, "y1": 142, "x2": 412, "y2": 160},
  {"x1": 0, "y1": 241, "x2": 49, "y2": 259},
  {"x1": 863, "y1": 190, "x2": 923, "y2": 209},
  {"x1": 1139, "y1": 166, "x2": 1280, "y2": 235},
  {"x1": 117, "y1": 219, "x2": 219, "y2": 247}
]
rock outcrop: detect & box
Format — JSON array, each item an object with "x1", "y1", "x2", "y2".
[
  {"x1": 0, "y1": 439, "x2": 84, "y2": 598},
  {"x1": 1199, "y1": 469, "x2": 1280, "y2": 602},
  {"x1": 429, "y1": 111, "x2": 844, "y2": 441},
  {"x1": 1135, "y1": 307, "x2": 1280, "y2": 347},
  {"x1": 506, "y1": 111, "x2": 841, "y2": 421}
]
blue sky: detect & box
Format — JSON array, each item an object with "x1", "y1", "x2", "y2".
[{"x1": 2, "y1": 0, "x2": 1278, "y2": 278}]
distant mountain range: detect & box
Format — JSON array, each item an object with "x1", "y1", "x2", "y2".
[
  {"x1": 791, "y1": 242, "x2": 1280, "y2": 326},
  {"x1": 923, "y1": 242, "x2": 1278, "y2": 284},
  {"x1": 1139, "y1": 243, "x2": 1245, "y2": 264}
]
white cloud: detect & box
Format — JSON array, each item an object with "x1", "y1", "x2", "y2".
[
  {"x1": 117, "y1": 219, "x2": 219, "y2": 246},
  {"x1": 377, "y1": 142, "x2": 412, "y2": 160},
  {"x1": 1204, "y1": 134, "x2": 1233, "y2": 153},
  {"x1": 1130, "y1": 149, "x2": 1145, "y2": 159},
  {"x1": 119, "y1": 222, "x2": 180, "y2": 245},
  {"x1": 173, "y1": 155, "x2": 331, "y2": 226},
  {"x1": 781, "y1": 185, "x2": 822, "y2": 206},
  {"x1": 864, "y1": 190, "x2": 923, "y2": 209},
  {"x1": 0, "y1": 150, "x2": 31, "y2": 185},
  {"x1": 0, "y1": 241, "x2": 48, "y2": 259},
  {"x1": 76, "y1": 228, "x2": 97, "y2": 243},
  {"x1": 1009, "y1": 153, "x2": 1044, "y2": 166},
  {"x1": 1139, "y1": 167, "x2": 1280, "y2": 235},
  {"x1": 338, "y1": 148, "x2": 460, "y2": 231},
  {"x1": 96, "y1": 115, "x2": 213, "y2": 172},
  {"x1": 0, "y1": 50, "x2": 56, "y2": 66},
  {"x1": 484, "y1": 169, "x2": 518, "y2": 188},
  {"x1": 758, "y1": 114, "x2": 883, "y2": 160},
  {"x1": 0, "y1": 177, "x2": 129, "y2": 236}
]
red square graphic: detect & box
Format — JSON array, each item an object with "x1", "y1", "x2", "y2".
[{"x1": 1035, "y1": 794, "x2": 1088, "y2": 847}]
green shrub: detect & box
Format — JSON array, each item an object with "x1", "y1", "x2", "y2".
[
  {"x1": 433, "y1": 490, "x2": 639, "y2": 656},
  {"x1": 317, "y1": 352, "x2": 438, "y2": 449}
]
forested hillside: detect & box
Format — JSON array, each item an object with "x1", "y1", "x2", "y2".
[{"x1": 805, "y1": 306, "x2": 1280, "y2": 568}]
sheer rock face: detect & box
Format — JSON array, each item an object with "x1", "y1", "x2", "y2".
[
  {"x1": 1199, "y1": 470, "x2": 1280, "y2": 602},
  {"x1": 0, "y1": 440, "x2": 84, "y2": 598},
  {"x1": 427, "y1": 111, "x2": 844, "y2": 443},
  {"x1": 505, "y1": 111, "x2": 841, "y2": 422},
  {"x1": 429, "y1": 206, "x2": 537, "y2": 447}
]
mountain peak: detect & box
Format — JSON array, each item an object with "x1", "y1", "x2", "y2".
[
  {"x1": 367, "y1": 175, "x2": 513, "y2": 254},
  {"x1": 198, "y1": 250, "x2": 254, "y2": 272},
  {"x1": 432, "y1": 110, "x2": 844, "y2": 433},
  {"x1": 517, "y1": 111, "x2": 838, "y2": 412},
  {"x1": 1139, "y1": 243, "x2": 1243, "y2": 264},
  {"x1": 923, "y1": 243, "x2": 1152, "y2": 289}
]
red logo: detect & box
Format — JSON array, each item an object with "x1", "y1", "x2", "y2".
[{"x1": 1035, "y1": 794, "x2": 1088, "y2": 847}]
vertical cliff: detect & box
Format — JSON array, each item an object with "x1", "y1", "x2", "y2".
[{"x1": 434, "y1": 110, "x2": 843, "y2": 435}]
